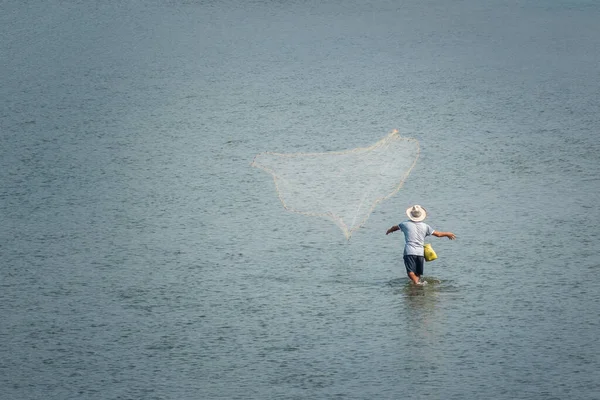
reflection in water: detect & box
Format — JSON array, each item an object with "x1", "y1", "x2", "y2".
[
  {"x1": 390, "y1": 276, "x2": 444, "y2": 308},
  {"x1": 393, "y1": 277, "x2": 448, "y2": 374},
  {"x1": 402, "y1": 277, "x2": 440, "y2": 322}
]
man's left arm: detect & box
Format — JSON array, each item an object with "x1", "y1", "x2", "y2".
[{"x1": 386, "y1": 225, "x2": 399, "y2": 235}]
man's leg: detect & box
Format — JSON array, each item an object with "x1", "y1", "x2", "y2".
[
  {"x1": 415, "y1": 256, "x2": 425, "y2": 283},
  {"x1": 404, "y1": 255, "x2": 421, "y2": 284},
  {"x1": 407, "y1": 271, "x2": 420, "y2": 284}
]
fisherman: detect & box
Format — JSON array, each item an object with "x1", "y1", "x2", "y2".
[{"x1": 386, "y1": 205, "x2": 456, "y2": 285}]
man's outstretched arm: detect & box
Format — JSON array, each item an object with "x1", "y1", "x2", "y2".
[
  {"x1": 432, "y1": 231, "x2": 456, "y2": 240},
  {"x1": 386, "y1": 225, "x2": 399, "y2": 235}
]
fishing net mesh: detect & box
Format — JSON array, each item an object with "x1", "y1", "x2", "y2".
[{"x1": 251, "y1": 130, "x2": 420, "y2": 239}]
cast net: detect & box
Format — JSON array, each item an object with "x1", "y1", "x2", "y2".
[{"x1": 251, "y1": 130, "x2": 420, "y2": 239}]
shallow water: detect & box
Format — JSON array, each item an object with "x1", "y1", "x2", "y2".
[{"x1": 1, "y1": 0, "x2": 600, "y2": 399}]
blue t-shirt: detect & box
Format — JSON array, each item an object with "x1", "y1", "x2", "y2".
[{"x1": 399, "y1": 221, "x2": 435, "y2": 256}]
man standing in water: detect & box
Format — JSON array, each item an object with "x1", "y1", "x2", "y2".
[{"x1": 386, "y1": 205, "x2": 456, "y2": 285}]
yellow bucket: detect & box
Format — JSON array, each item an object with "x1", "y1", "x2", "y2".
[{"x1": 424, "y1": 243, "x2": 437, "y2": 262}]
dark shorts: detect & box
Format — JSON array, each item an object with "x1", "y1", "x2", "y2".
[{"x1": 403, "y1": 255, "x2": 424, "y2": 276}]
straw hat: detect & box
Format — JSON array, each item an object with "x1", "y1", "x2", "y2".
[{"x1": 406, "y1": 205, "x2": 427, "y2": 222}]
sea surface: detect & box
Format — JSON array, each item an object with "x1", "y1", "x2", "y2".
[{"x1": 1, "y1": 0, "x2": 599, "y2": 399}]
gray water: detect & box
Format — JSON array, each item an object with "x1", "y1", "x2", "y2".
[{"x1": 1, "y1": 0, "x2": 599, "y2": 399}]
